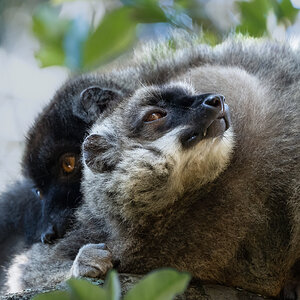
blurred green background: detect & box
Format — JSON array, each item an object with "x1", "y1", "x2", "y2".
[
  {"x1": 0, "y1": 0, "x2": 299, "y2": 190},
  {"x1": 1, "y1": 0, "x2": 300, "y2": 72}
]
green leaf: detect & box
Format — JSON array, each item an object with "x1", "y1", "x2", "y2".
[
  {"x1": 104, "y1": 270, "x2": 121, "y2": 300},
  {"x1": 51, "y1": 0, "x2": 77, "y2": 5},
  {"x1": 236, "y1": 0, "x2": 271, "y2": 37},
  {"x1": 201, "y1": 30, "x2": 220, "y2": 46},
  {"x1": 32, "y1": 5, "x2": 71, "y2": 67},
  {"x1": 33, "y1": 290, "x2": 70, "y2": 300},
  {"x1": 83, "y1": 7, "x2": 136, "y2": 69},
  {"x1": 67, "y1": 278, "x2": 108, "y2": 300},
  {"x1": 173, "y1": 0, "x2": 190, "y2": 10},
  {"x1": 35, "y1": 45, "x2": 65, "y2": 67},
  {"x1": 124, "y1": 268, "x2": 191, "y2": 300},
  {"x1": 32, "y1": 4, "x2": 90, "y2": 70},
  {"x1": 272, "y1": 0, "x2": 299, "y2": 25},
  {"x1": 124, "y1": 0, "x2": 168, "y2": 23},
  {"x1": 32, "y1": 6, "x2": 70, "y2": 45}
]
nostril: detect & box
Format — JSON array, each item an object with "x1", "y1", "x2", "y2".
[
  {"x1": 204, "y1": 94, "x2": 225, "y2": 108},
  {"x1": 41, "y1": 225, "x2": 57, "y2": 244},
  {"x1": 207, "y1": 97, "x2": 220, "y2": 107}
]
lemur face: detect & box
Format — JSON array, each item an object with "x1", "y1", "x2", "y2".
[
  {"x1": 125, "y1": 84, "x2": 230, "y2": 148},
  {"x1": 22, "y1": 83, "x2": 123, "y2": 244},
  {"x1": 82, "y1": 82, "x2": 234, "y2": 217}
]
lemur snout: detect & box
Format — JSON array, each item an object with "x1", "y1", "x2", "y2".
[{"x1": 41, "y1": 225, "x2": 56, "y2": 244}]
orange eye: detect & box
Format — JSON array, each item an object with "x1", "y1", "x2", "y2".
[
  {"x1": 35, "y1": 188, "x2": 43, "y2": 199},
  {"x1": 62, "y1": 155, "x2": 76, "y2": 174},
  {"x1": 144, "y1": 111, "x2": 166, "y2": 123}
]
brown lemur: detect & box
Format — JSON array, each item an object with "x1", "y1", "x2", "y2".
[{"x1": 4, "y1": 35, "x2": 300, "y2": 299}]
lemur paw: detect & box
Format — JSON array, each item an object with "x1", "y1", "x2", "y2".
[{"x1": 71, "y1": 243, "x2": 113, "y2": 278}]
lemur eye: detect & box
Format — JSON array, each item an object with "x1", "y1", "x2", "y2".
[
  {"x1": 35, "y1": 188, "x2": 43, "y2": 199},
  {"x1": 144, "y1": 111, "x2": 167, "y2": 123},
  {"x1": 61, "y1": 154, "x2": 76, "y2": 174}
]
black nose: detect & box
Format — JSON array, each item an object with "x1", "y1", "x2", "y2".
[
  {"x1": 191, "y1": 93, "x2": 225, "y2": 114},
  {"x1": 41, "y1": 225, "x2": 57, "y2": 244},
  {"x1": 203, "y1": 94, "x2": 225, "y2": 112}
]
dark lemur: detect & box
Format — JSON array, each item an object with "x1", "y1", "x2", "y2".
[
  {"x1": 0, "y1": 67, "x2": 139, "y2": 282},
  {"x1": 0, "y1": 76, "x2": 123, "y2": 244},
  {"x1": 0, "y1": 180, "x2": 40, "y2": 246},
  {"x1": 0, "y1": 179, "x2": 40, "y2": 285},
  {"x1": 0, "y1": 49, "x2": 167, "y2": 249},
  {"x1": 5, "y1": 37, "x2": 300, "y2": 298},
  {"x1": 21, "y1": 73, "x2": 129, "y2": 244},
  {"x1": 0, "y1": 73, "x2": 129, "y2": 287}
]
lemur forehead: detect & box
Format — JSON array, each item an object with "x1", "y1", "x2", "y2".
[{"x1": 131, "y1": 81, "x2": 196, "y2": 107}]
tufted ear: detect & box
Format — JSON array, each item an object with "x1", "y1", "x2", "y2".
[
  {"x1": 74, "y1": 86, "x2": 122, "y2": 123},
  {"x1": 82, "y1": 133, "x2": 120, "y2": 173}
]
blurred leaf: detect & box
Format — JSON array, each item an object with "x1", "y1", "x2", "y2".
[
  {"x1": 236, "y1": 0, "x2": 271, "y2": 37},
  {"x1": 33, "y1": 290, "x2": 70, "y2": 300},
  {"x1": 35, "y1": 45, "x2": 65, "y2": 67},
  {"x1": 32, "y1": 6, "x2": 70, "y2": 44},
  {"x1": 51, "y1": 0, "x2": 77, "y2": 5},
  {"x1": 122, "y1": 0, "x2": 191, "y2": 27},
  {"x1": 68, "y1": 278, "x2": 108, "y2": 300},
  {"x1": 121, "y1": 0, "x2": 167, "y2": 23},
  {"x1": 124, "y1": 269, "x2": 191, "y2": 300},
  {"x1": 33, "y1": 5, "x2": 90, "y2": 70},
  {"x1": 201, "y1": 30, "x2": 220, "y2": 46},
  {"x1": 32, "y1": 5, "x2": 71, "y2": 67},
  {"x1": 174, "y1": 0, "x2": 190, "y2": 9},
  {"x1": 83, "y1": 7, "x2": 136, "y2": 69},
  {"x1": 105, "y1": 270, "x2": 121, "y2": 300},
  {"x1": 33, "y1": 269, "x2": 190, "y2": 300},
  {"x1": 271, "y1": 0, "x2": 299, "y2": 25}
]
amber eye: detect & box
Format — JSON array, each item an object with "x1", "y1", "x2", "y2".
[
  {"x1": 61, "y1": 154, "x2": 76, "y2": 174},
  {"x1": 144, "y1": 111, "x2": 166, "y2": 123},
  {"x1": 35, "y1": 188, "x2": 43, "y2": 199}
]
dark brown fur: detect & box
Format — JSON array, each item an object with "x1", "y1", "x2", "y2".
[{"x1": 4, "y1": 35, "x2": 300, "y2": 298}]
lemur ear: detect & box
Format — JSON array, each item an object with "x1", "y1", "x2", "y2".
[
  {"x1": 75, "y1": 86, "x2": 121, "y2": 123},
  {"x1": 83, "y1": 133, "x2": 120, "y2": 173}
]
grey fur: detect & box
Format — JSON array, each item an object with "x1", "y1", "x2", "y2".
[{"x1": 4, "y1": 35, "x2": 300, "y2": 298}]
